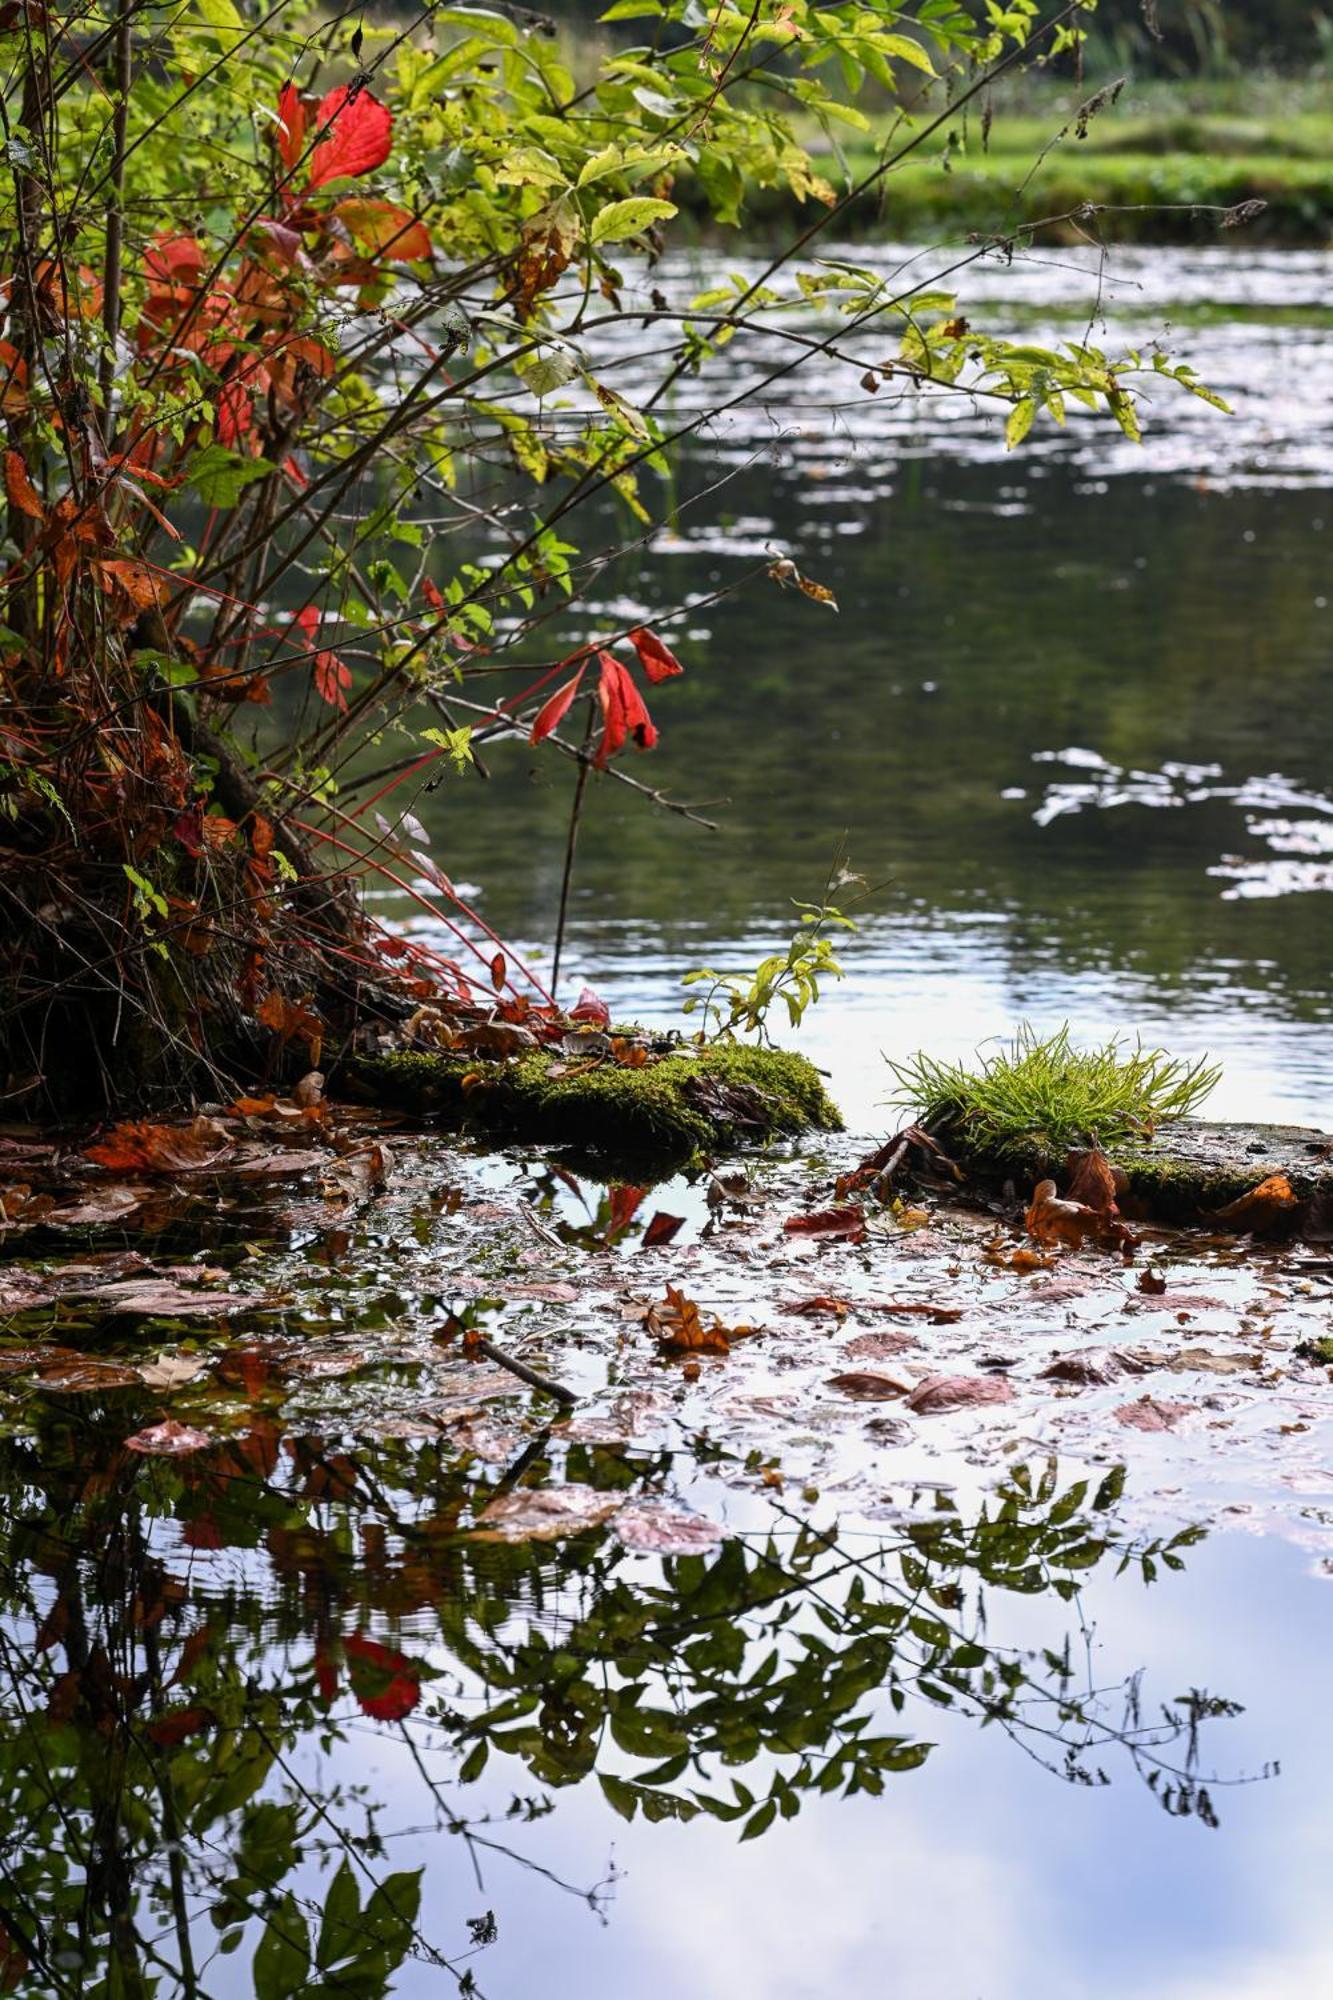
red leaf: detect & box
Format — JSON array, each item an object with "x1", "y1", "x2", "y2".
[
  {"x1": 490, "y1": 951, "x2": 506, "y2": 991},
  {"x1": 569, "y1": 986, "x2": 610, "y2": 1028},
  {"x1": 344, "y1": 1632, "x2": 421, "y2": 1720},
  {"x1": 608, "y1": 1184, "x2": 646, "y2": 1234},
  {"x1": 422, "y1": 578, "x2": 445, "y2": 612},
  {"x1": 215, "y1": 377, "x2": 254, "y2": 446},
  {"x1": 308, "y1": 86, "x2": 393, "y2": 191},
  {"x1": 594, "y1": 651, "x2": 656, "y2": 766},
  {"x1": 276, "y1": 82, "x2": 307, "y2": 174},
  {"x1": 627, "y1": 626, "x2": 684, "y2": 683},
  {"x1": 642, "y1": 1210, "x2": 685, "y2": 1248},
  {"x1": 529, "y1": 666, "x2": 586, "y2": 744},
  {"x1": 144, "y1": 234, "x2": 206, "y2": 286},
  {"x1": 145, "y1": 1704, "x2": 216, "y2": 1746},
  {"x1": 313, "y1": 650, "x2": 352, "y2": 710}
]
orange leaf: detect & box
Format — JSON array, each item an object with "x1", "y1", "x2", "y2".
[
  {"x1": 646, "y1": 1283, "x2": 733, "y2": 1355},
  {"x1": 333, "y1": 197, "x2": 431, "y2": 261},
  {"x1": 3, "y1": 449, "x2": 42, "y2": 521}
]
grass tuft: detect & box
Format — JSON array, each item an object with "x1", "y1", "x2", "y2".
[{"x1": 886, "y1": 1025, "x2": 1220, "y2": 1163}]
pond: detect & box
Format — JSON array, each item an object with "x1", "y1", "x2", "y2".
[
  {"x1": 395, "y1": 241, "x2": 1333, "y2": 1132},
  {"x1": 5, "y1": 242, "x2": 1333, "y2": 1999}
]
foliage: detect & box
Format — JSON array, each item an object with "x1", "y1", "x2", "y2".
[
  {"x1": 0, "y1": 0, "x2": 1228, "y2": 1108},
  {"x1": 887, "y1": 1022, "x2": 1221, "y2": 1159},
  {"x1": 0, "y1": 1404, "x2": 1241, "y2": 1992},
  {"x1": 682, "y1": 853, "x2": 863, "y2": 1040}
]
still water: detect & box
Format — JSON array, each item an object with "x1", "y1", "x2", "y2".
[
  {"x1": 397, "y1": 242, "x2": 1333, "y2": 1131},
  {"x1": 5, "y1": 245, "x2": 1333, "y2": 1998}
]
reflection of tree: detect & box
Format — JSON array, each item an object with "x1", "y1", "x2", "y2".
[{"x1": 0, "y1": 1415, "x2": 1258, "y2": 1997}]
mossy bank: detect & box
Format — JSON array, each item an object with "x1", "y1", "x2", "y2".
[
  {"x1": 951, "y1": 1118, "x2": 1333, "y2": 1228},
  {"x1": 347, "y1": 1041, "x2": 842, "y2": 1173}
]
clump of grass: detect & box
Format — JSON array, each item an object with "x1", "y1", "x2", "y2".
[{"x1": 886, "y1": 1024, "x2": 1220, "y2": 1162}]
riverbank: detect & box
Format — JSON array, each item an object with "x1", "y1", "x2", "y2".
[{"x1": 675, "y1": 104, "x2": 1333, "y2": 245}]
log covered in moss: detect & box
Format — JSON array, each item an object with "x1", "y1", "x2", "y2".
[
  {"x1": 346, "y1": 1040, "x2": 842, "y2": 1172},
  {"x1": 953, "y1": 1118, "x2": 1333, "y2": 1226}
]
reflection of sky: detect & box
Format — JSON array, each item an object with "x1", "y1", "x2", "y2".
[
  {"x1": 305, "y1": 1533, "x2": 1332, "y2": 2000},
  {"x1": 512, "y1": 914, "x2": 1332, "y2": 1133}
]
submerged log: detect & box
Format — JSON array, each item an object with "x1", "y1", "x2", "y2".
[
  {"x1": 955, "y1": 1119, "x2": 1333, "y2": 1227},
  {"x1": 346, "y1": 1040, "x2": 842, "y2": 1172}
]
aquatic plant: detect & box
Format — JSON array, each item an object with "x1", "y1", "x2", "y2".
[{"x1": 886, "y1": 1024, "x2": 1221, "y2": 1160}]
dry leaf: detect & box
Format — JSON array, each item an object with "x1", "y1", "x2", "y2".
[
  {"x1": 1114, "y1": 1395, "x2": 1194, "y2": 1432},
  {"x1": 905, "y1": 1374, "x2": 1015, "y2": 1415},
  {"x1": 612, "y1": 1501, "x2": 723, "y2": 1554},
  {"x1": 470, "y1": 1485, "x2": 624, "y2": 1543},
  {"x1": 124, "y1": 1419, "x2": 213, "y2": 1456},
  {"x1": 646, "y1": 1284, "x2": 735, "y2": 1356},
  {"x1": 825, "y1": 1370, "x2": 911, "y2": 1401}
]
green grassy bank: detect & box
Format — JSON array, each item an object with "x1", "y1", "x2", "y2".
[{"x1": 679, "y1": 99, "x2": 1333, "y2": 245}]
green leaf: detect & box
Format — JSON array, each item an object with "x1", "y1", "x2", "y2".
[
  {"x1": 253, "y1": 1893, "x2": 310, "y2": 2000},
  {"x1": 599, "y1": 1773, "x2": 639, "y2": 1821},
  {"x1": 184, "y1": 446, "x2": 275, "y2": 509},
  {"x1": 739, "y1": 1798, "x2": 777, "y2": 1841},
  {"x1": 1005, "y1": 397, "x2": 1036, "y2": 450},
  {"x1": 317, "y1": 1861, "x2": 361, "y2": 1970},
  {"x1": 590, "y1": 197, "x2": 677, "y2": 245}
]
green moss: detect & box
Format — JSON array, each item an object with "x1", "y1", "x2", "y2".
[{"x1": 345, "y1": 1038, "x2": 841, "y2": 1172}]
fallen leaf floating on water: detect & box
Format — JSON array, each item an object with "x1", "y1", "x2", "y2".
[
  {"x1": 983, "y1": 1241, "x2": 1053, "y2": 1272},
  {"x1": 612, "y1": 1500, "x2": 723, "y2": 1554},
  {"x1": 35, "y1": 1356, "x2": 145, "y2": 1393},
  {"x1": 842, "y1": 1330, "x2": 918, "y2": 1360},
  {"x1": 469, "y1": 1485, "x2": 624, "y2": 1543},
  {"x1": 1213, "y1": 1173, "x2": 1301, "y2": 1234},
  {"x1": 85, "y1": 1114, "x2": 234, "y2": 1172},
  {"x1": 1041, "y1": 1351, "x2": 1125, "y2": 1387},
  {"x1": 782, "y1": 1206, "x2": 867, "y2": 1244},
  {"x1": 646, "y1": 1283, "x2": 742, "y2": 1356},
  {"x1": 1114, "y1": 1395, "x2": 1195, "y2": 1432},
  {"x1": 825, "y1": 1370, "x2": 912, "y2": 1401},
  {"x1": 124, "y1": 1419, "x2": 213, "y2": 1456},
  {"x1": 1024, "y1": 1180, "x2": 1105, "y2": 1250},
  {"x1": 904, "y1": 1374, "x2": 1016, "y2": 1416},
  {"x1": 137, "y1": 1354, "x2": 209, "y2": 1390}
]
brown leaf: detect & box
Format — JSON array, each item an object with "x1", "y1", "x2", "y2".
[
  {"x1": 36, "y1": 1356, "x2": 143, "y2": 1393},
  {"x1": 124, "y1": 1419, "x2": 213, "y2": 1455},
  {"x1": 646, "y1": 1283, "x2": 734, "y2": 1356},
  {"x1": 469, "y1": 1484, "x2": 623, "y2": 1543},
  {"x1": 825, "y1": 1370, "x2": 911, "y2": 1401},
  {"x1": 842, "y1": 1330, "x2": 918, "y2": 1360},
  {"x1": 84, "y1": 1115, "x2": 234, "y2": 1173},
  {"x1": 782, "y1": 1206, "x2": 867, "y2": 1243},
  {"x1": 612, "y1": 1501, "x2": 723, "y2": 1554},
  {"x1": 1064, "y1": 1146, "x2": 1121, "y2": 1215},
  {"x1": 1213, "y1": 1173, "x2": 1301, "y2": 1234},
  {"x1": 786, "y1": 1293, "x2": 853, "y2": 1318},
  {"x1": 904, "y1": 1374, "x2": 1015, "y2": 1415},
  {"x1": 1024, "y1": 1179, "x2": 1101, "y2": 1249},
  {"x1": 1041, "y1": 1351, "x2": 1124, "y2": 1386},
  {"x1": 1114, "y1": 1395, "x2": 1194, "y2": 1432}
]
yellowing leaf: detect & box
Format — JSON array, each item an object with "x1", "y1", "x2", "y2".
[{"x1": 590, "y1": 197, "x2": 677, "y2": 246}]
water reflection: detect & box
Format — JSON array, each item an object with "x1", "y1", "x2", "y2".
[{"x1": 0, "y1": 1411, "x2": 1257, "y2": 1996}]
